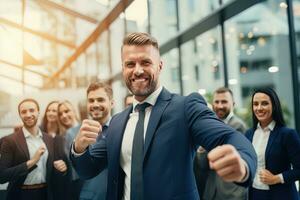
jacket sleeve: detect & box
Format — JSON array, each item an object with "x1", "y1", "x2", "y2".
[
  {"x1": 184, "y1": 93, "x2": 257, "y2": 187},
  {"x1": 282, "y1": 128, "x2": 300, "y2": 183},
  {"x1": 70, "y1": 136, "x2": 107, "y2": 180},
  {"x1": 0, "y1": 137, "x2": 36, "y2": 183}
]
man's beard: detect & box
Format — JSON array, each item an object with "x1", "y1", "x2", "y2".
[
  {"x1": 90, "y1": 109, "x2": 107, "y2": 122},
  {"x1": 23, "y1": 118, "x2": 38, "y2": 129},
  {"x1": 126, "y1": 78, "x2": 157, "y2": 97},
  {"x1": 215, "y1": 109, "x2": 230, "y2": 119}
]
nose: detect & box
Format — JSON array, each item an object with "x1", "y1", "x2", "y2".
[
  {"x1": 62, "y1": 112, "x2": 68, "y2": 118},
  {"x1": 257, "y1": 104, "x2": 262, "y2": 110},
  {"x1": 92, "y1": 102, "x2": 100, "y2": 108},
  {"x1": 133, "y1": 64, "x2": 144, "y2": 76},
  {"x1": 216, "y1": 102, "x2": 223, "y2": 108}
]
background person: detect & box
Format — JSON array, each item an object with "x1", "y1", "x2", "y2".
[
  {"x1": 246, "y1": 88, "x2": 300, "y2": 200},
  {"x1": 40, "y1": 101, "x2": 60, "y2": 137},
  {"x1": 78, "y1": 81, "x2": 114, "y2": 200},
  {"x1": 0, "y1": 99, "x2": 67, "y2": 200},
  {"x1": 195, "y1": 87, "x2": 248, "y2": 200},
  {"x1": 57, "y1": 100, "x2": 79, "y2": 136}
]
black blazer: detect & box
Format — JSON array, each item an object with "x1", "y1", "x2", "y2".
[{"x1": 0, "y1": 129, "x2": 54, "y2": 200}]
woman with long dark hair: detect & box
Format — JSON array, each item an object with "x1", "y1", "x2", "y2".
[
  {"x1": 42, "y1": 101, "x2": 70, "y2": 200},
  {"x1": 246, "y1": 88, "x2": 300, "y2": 200},
  {"x1": 41, "y1": 101, "x2": 60, "y2": 137}
]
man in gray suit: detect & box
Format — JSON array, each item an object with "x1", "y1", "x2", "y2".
[{"x1": 194, "y1": 87, "x2": 248, "y2": 200}]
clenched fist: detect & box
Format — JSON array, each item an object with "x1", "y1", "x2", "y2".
[
  {"x1": 26, "y1": 144, "x2": 46, "y2": 169},
  {"x1": 74, "y1": 119, "x2": 102, "y2": 153},
  {"x1": 208, "y1": 144, "x2": 247, "y2": 182},
  {"x1": 54, "y1": 160, "x2": 67, "y2": 173}
]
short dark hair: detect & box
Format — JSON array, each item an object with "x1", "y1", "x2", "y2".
[
  {"x1": 251, "y1": 87, "x2": 285, "y2": 128},
  {"x1": 86, "y1": 81, "x2": 113, "y2": 100},
  {"x1": 18, "y1": 98, "x2": 40, "y2": 114},
  {"x1": 214, "y1": 87, "x2": 233, "y2": 98},
  {"x1": 122, "y1": 32, "x2": 159, "y2": 50}
]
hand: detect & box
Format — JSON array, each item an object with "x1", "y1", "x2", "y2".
[
  {"x1": 54, "y1": 160, "x2": 67, "y2": 173},
  {"x1": 74, "y1": 119, "x2": 101, "y2": 153},
  {"x1": 208, "y1": 144, "x2": 247, "y2": 182},
  {"x1": 26, "y1": 144, "x2": 46, "y2": 169},
  {"x1": 259, "y1": 169, "x2": 281, "y2": 185}
]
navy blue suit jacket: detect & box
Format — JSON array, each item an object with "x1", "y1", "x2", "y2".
[
  {"x1": 72, "y1": 88, "x2": 257, "y2": 200},
  {"x1": 245, "y1": 125, "x2": 300, "y2": 200}
]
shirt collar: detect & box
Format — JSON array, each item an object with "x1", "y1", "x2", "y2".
[
  {"x1": 22, "y1": 127, "x2": 43, "y2": 138},
  {"x1": 102, "y1": 117, "x2": 111, "y2": 127},
  {"x1": 132, "y1": 86, "x2": 163, "y2": 112},
  {"x1": 257, "y1": 120, "x2": 276, "y2": 131},
  {"x1": 222, "y1": 112, "x2": 234, "y2": 124}
]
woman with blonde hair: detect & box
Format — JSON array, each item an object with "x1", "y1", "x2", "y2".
[{"x1": 57, "y1": 100, "x2": 79, "y2": 136}]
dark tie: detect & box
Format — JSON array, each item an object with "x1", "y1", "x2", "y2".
[{"x1": 130, "y1": 103, "x2": 150, "y2": 200}]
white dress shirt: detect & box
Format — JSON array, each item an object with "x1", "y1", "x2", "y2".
[
  {"x1": 120, "y1": 86, "x2": 162, "y2": 200},
  {"x1": 22, "y1": 127, "x2": 48, "y2": 185},
  {"x1": 252, "y1": 121, "x2": 283, "y2": 190}
]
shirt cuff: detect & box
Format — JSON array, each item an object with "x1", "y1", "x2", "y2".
[
  {"x1": 237, "y1": 159, "x2": 249, "y2": 183},
  {"x1": 278, "y1": 173, "x2": 284, "y2": 183},
  {"x1": 71, "y1": 142, "x2": 86, "y2": 157}
]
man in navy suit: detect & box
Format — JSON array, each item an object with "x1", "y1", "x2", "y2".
[{"x1": 71, "y1": 32, "x2": 257, "y2": 200}]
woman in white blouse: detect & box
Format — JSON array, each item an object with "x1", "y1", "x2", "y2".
[{"x1": 245, "y1": 88, "x2": 300, "y2": 200}]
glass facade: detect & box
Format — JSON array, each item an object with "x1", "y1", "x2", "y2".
[
  {"x1": 225, "y1": 0, "x2": 295, "y2": 127},
  {"x1": 181, "y1": 27, "x2": 224, "y2": 97},
  {"x1": 0, "y1": 0, "x2": 300, "y2": 134}
]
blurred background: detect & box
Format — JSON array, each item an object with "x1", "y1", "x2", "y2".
[{"x1": 0, "y1": 0, "x2": 300, "y2": 138}]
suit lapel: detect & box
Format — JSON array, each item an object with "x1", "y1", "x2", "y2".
[
  {"x1": 42, "y1": 132, "x2": 52, "y2": 160},
  {"x1": 265, "y1": 126, "x2": 279, "y2": 164},
  {"x1": 144, "y1": 88, "x2": 171, "y2": 158},
  {"x1": 248, "y1": 129, "x2": 255, "y2": 142},
  {"x1": 109, "y1": 106, "x2": 133, "y2": 165},
  {"x1": 15, "y1": 130, "x2": 30, "y2": 160}
]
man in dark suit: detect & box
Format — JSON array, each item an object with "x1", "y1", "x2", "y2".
[
  {"x1": 0, "y1": 98, "x2": 67, "y2": 200},
  {"x1": 195, "y1": 87, "x2": 248, "y2": 200},
  {"x1": 77, "y1": 81, "x2": 114, "y2": 200},
  {"x1": 71, "y1": 32, "x2": 257, "y2": 200}
]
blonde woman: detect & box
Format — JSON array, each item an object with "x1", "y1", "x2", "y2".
[{"x1": 57, "y1": 100, "x2": 79, "y2": 136}]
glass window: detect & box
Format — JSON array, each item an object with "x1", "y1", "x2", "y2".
[
  {"x1": 149, "y1": 0, "x2": 178, "y2": 44},
  {"x1": 110, "y1": 18, "x2": 125, "y2": 76},
  {"x1": 0, "y1": 0, "x2": 22, "y2": 23},
  {"x1": 225, "y1": 0, "x2": 295, "y2": 128},
  {"x1": 293, "y1": 0, "x2": 300, "y2": 113},
  {"x1": 161, "y1": 48, "x2": 181, "y2": 94},
  {"x1": 181, "y1": 27, "x2": 224, "y2": 101},
  {"x1": 125, "y1": 0, "x2": 148, "y2": 32},
  {"x1": 178, "y1": 0, "x2": 221, "y2": 30}
]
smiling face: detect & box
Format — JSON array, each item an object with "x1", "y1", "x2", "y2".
[
  {"x1": 46, "y1": 102, "x2": 58, "y2": 123},
  {"x1": 122, "y1": 45, "x2": 163, "y2": 102},
  {"x1": 212, "y1": 91, "x2": 234, "y2": 120},
  {"x1": 253, "y1": 92, "x2": 273, "y2": 128},
  {"x1": 19, "y1": 101, "x2": 39, "y2": 129},
  {"x1": 87, "y1": 88, "x2": 114, "y2": 124},
  {"x1": 58, "y1": 103, "x2": 76, "y2": 129}
]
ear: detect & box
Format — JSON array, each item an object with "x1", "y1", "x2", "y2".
[
  {"x1": 158, "y1": 60, "x2": 163, "y2": 72},
  {"x1": 110, "y1": 100, "x2": 115, "y2": 108}
]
